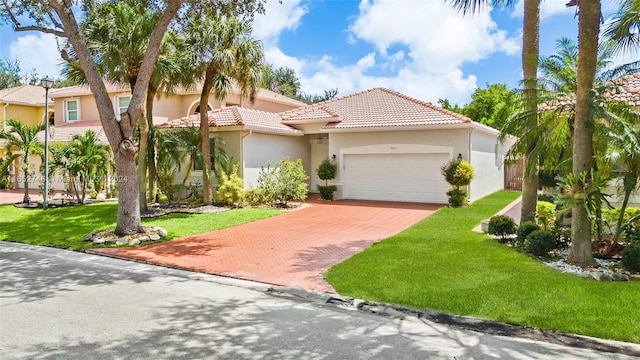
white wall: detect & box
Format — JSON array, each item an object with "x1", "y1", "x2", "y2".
[
  {"x1": 242, "y1": 132, "x2": 309, "y2": 188},
  {"x1": 469, "y1": 130, "x2": 509, "y2": 202}
]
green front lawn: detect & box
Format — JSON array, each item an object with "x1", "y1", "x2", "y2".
[
  {"x1": 0, "y1": 202, "x2": 282, "y2": 250},
  {"x1": 325, "y1": 191, "x2": 640, "y2": 343}
]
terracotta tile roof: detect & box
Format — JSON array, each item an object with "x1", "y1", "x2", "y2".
[
  {"x1": 174, "y1": 79, "x2": 307, "y2": 107},
  {"x1": 608, "y1": 73, "x2": 640, "y2": 106},
  {"x1": 279, "y1": 88, "x2": 471, "y2": 129},
  {"x1": 0, "y1": 85, "x2": 51, "y2": 106},
  {"x1": 50, "y1": 82, "x2": 130, "y2": 97},
  {"x1": 158, "y1": 107, "x2": 302, "y2": 135},
  {"x1": 37, "y1": 120, "x2": 109, "y2": 144},
  {"x1": 540, "y1": 73, "x2": 640, "y2": 110}
]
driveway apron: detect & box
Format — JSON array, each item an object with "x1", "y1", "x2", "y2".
[{"x1": 94, "y1": 200, "x2": 440, "y2": 293}]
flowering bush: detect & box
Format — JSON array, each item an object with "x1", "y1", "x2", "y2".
[{"x1": 257, "y1": 158, "x2": 308, "y2": 207}]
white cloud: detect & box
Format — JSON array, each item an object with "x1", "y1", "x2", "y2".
[
  {"x1": 512, "y1": 0, "x2": 574, "y2": 20},
  {"x1": 298, "y1": 0, "x2": 519, "y2": 103},
  {"x1": 253, "y1": 0, "x2": 307, "y2": 47},
  {"x1": 9, "y1": 33, "x2": 62, "y2": 79}
]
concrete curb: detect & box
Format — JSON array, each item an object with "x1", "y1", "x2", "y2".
[
  {"x1": 86, "y1": 243, "x2": 640, "y2": 357},
  {"x1": 268, "y1": 285, "x2": 640, "y2": 358}
]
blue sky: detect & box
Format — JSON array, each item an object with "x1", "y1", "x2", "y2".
[{"x1": 0, "y1": 0, "x2": 631, "y2": 105}]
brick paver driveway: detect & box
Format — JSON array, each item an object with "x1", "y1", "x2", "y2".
[{"x1": 94, "y1": 199, "x2": 440, "y2": 293}]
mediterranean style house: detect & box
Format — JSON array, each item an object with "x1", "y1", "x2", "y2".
[
  {"x1": 0, "y1": 85, "x2": 54, "y2": 188},
  {"x1": 159, "y1": 87, "x2": 514, "y2": 204},
  {"x1": 4, "y1": 80, "x2": 519, "y2": 204}
]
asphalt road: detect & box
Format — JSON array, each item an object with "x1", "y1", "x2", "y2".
[{"x1": 1, "y1": 241, "x2": 638, "y2": 359}]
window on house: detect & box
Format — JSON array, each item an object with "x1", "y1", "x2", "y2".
[
  {"x1": 64, "y1": 100, "x2": 79, "y2": 122},
  {"x1": 48, "y1": 111, "x2": 55, "y2": 126},
  {"x1": 116, "y1": 95, "x2": 131, "y2": 119}
]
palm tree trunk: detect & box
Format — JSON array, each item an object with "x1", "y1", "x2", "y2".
[
  {"x1": 22, "y1": 164, "x2": 30, "y2": 203},
  {"x1": 137, "y1": 90, "x2": 153, "y2": 212},
  {"x1": 148, "y1": 125, "x2": 158, "y2": 202},
  {"x1": 568, "y1": 0, "x2": 600, "y2": 267},
  {"x1": 200, "y1": 69, "x2": 215, "y2": 205},
  {"x1": 520, "y1": 0, "x2": 541, "y2": 222}
]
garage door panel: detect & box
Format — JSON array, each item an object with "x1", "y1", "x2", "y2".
[{"x1": 344, "y1": 153, "x2": 449, "y2": 203}]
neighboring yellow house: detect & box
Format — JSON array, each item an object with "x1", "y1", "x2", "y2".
[
  {"x1": 0, "y1": 85, "x2": 54, "y2": 189},
  {"x1": 9, "y1": 81, "x2": 307, "y2": 192}
]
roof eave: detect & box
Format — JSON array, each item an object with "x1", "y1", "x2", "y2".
[{"x1": 281, "y1": 117, "x2": 340, "y2": 125}]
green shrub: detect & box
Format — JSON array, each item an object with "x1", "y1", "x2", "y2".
[
  {"x1": 538, "y1": 170, "x2": 558, "y2": 188},
  {"x1": 536, "y1": 201, "x2": 556, "y2": 231},
  {"x1": 317, "y1": 185, "x2": 337, "y2": 201},
  {"x1": 441, "y1": 159, "x2": 474, "y2": 207},
  {"x1": 622, "y1": 242, "x2": 640, "y2": 273},
  {"x1": 243, "y1": 187, "x2": 268, "y2": 206},
  {"x1": 215, "y1": 164, "x2": 244, "y2": 207},
  {"x1": 89, "y1": 191, "x2": 98, "y2": 199},
  {"x1": 441, "y1": 159, "x2": 475, "y2": 187},
  {"x1": 516, "y1": 221, "x2": 540, "y2": 244},
  {"x1": 257, "y1": 158, "x2": 309, "y2": 207},
  {"x1": 316, "y1": 158, "x2": 337, "y2": 200},
  {"x1": 524, "y1": 230, "x2": 556, "y2": 257},
  {"x1": 446, "y1": 189, "x2": 468, "y2": 207},
  {"x1": 316, "y1": 158, "x2": 337, "y2": 185},
  {"x1": 488, "y1": 215, "x2": 516, "y2": 242}
]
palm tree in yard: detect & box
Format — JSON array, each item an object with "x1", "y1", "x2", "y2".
[
  {"x1": 178, "y1": 14, "x2": 263, "y2": 205},
  {"x1": 0, "y1": 119, "x2": 45, "y2": 203},
  {"x1": 67, "y1": 130, "x2": 112, "y2": 203},
  {"x1": 449, "y1": 0, "x2": 540, "y2": 222},
  {"x1": 68, "y1": 2, "x2": 160, "y2": 212}
]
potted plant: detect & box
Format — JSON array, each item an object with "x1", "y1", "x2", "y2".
[
  {"x1": 316, "y1": 158, "x2": 337, "y2": 200},
  {"x1": 440, "y1": 159, "x2": 475, "y2": 207}
]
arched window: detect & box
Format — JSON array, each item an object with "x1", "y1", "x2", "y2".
[{"x1": 194, "y1": 104, "x2": 212, "y2": 114}]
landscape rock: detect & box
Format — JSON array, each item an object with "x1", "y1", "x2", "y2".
[
  {"x1": 115, "y1": 238, "x2": 128, "y2": 246},
  {"x1": 92, "y1": 237, "x2": 106, "y2": 244},
  {"x1": 128, "y1": 238, "x2": 141, "y2": 246},
  {"x1": 150, "y1": 234, "x2": 161, "y2": 241},
  {"x1": 157, "y1": 228, "x2": 168, "y2": 237}
]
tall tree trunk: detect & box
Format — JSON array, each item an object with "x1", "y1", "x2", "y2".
[
  {"x1": 21, "y1": 163, "x2": 29, "y2": 203},
  {"x1": 146, "y1": 86, "x2": 158, "y2": 203},
  {"x1": 568, "y1": 0, "x2": 600, "y2": 267},
  {"x1": 520, "y1": 0, "x2": 541, "y2": 222},
  {"x1": 147, "y1": 118, "x2": 157, "y2": 203},
  {"x1": 200, "y1": 69, "x2": 215, "y2": 205},
  {"x1": 46, "y1": 0, "x2": 182, "y2": 235},
  {"x1": 137, "y1": 91, "x2": 153, "y2": 212}
]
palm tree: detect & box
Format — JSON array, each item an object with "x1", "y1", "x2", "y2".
[
  {"x1": 0, "y1": 118, "x2": 45, "y2": 203},
  {"x1": 0, "y1": 152, "x2": 20, "y2": 189},
  {"x1": 506, "y1": 36, "x2": 640, "y2": 247},
  {"x1": 178, "y1": 14, "x2": 263, "y2": 205},
  {"x1": 73, "y1": 2, "x2": 161, "y2": 212},
  {"x1": 449, "y1": 0, "x2": 540, "y2": 221},
  {"x1": 602, "y1": 0, "x2": 640, "y2": 55},
  {"x1": 67, "y1": 130, "x2": 112, "y2": 203},
  {"x1": 565, "y1": 0, "x2": 602, "y2": 266}
]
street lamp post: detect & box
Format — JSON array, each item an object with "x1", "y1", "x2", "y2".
[{"x1": 40, "y1": 76, "x2": 54, "y2": 210}]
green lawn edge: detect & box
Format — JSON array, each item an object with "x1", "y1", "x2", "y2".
[
  {"x1": 0, "y1": 202, "x2": 283, "y2": 250},
  {"x1": 325, "y1": 190, "x2": 640, "y2": 344}
]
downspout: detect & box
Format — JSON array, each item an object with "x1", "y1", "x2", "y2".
[
  {"x1": 3, "y1": 102, "x2": 9, "y2": 130},
  {"x1": 240, "y1": 130, "x2": 252, "y2": 187}
]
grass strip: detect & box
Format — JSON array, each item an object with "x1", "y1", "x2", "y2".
[
  {"x1": 325, "y1": 190, "x2": 640, "y2": 343},
  {"x1": 0, "y1": 202, "x2": 282, "y2": 250}
]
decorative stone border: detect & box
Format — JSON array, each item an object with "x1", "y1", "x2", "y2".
[{"x1": 84, "y1": 226, "x2": 168, "y2": 246}]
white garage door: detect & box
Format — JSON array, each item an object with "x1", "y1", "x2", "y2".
[{"x1": 344, "y1": 153, "x2": 450, "y2": 203}]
